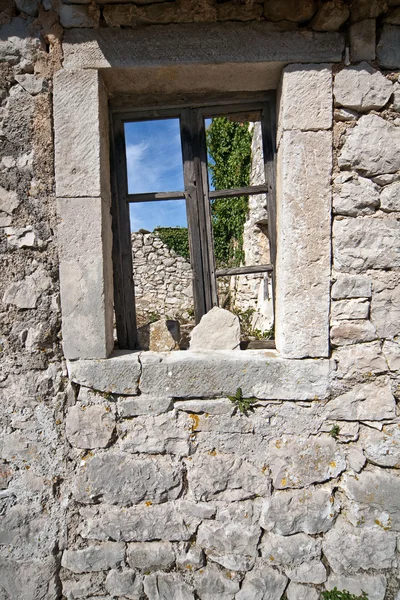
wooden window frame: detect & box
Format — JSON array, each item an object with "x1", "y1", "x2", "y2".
[{"x1": 110, "y1": 94, "x2": 277, "y2": 350}]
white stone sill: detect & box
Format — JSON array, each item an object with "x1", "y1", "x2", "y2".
[{"x1": 67, "y1": 349, "x2": 332, "y2": 401}]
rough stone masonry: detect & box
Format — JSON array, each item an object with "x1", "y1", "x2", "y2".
[{"x1": 1, "y1": 1, "x2": 400, "y2": 599}]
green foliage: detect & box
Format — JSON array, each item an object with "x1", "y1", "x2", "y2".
[
  {"x1": 322, "y1": 588, "x2": 368, "y2": 600},
  {"x1": 232, "y1": 308, "x2": 274, "y2": 340},
  {"x1": 228, "y1": 387, "x2": 257, "y2": 416},
  {"x1": 154, "y1": 226, "x2": 190, "y2": 260},
  {"x1": 329, "y1": 424, "x2": 341, "y2": 439},
  {"x1": 206, "y1": 117, "x2": 252, "y2": 267}
]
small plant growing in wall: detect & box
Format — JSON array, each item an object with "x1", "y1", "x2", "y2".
[
  {"x1": 228, "y1": 387, "x2": 257, "y2": 416},
  {"x1": 329, "y1": 424, "x2": 340, "y2": 439},
  {"x1": 321, "y1": 588, "x2": 368, "y2": 600}
]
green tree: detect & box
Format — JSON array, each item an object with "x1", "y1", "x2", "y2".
[{"x1": 206, "y1": 117, "x2": 252, "y2": 267}]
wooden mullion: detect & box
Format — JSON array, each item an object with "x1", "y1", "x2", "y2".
[
  {"x1": 261, "y1": 95, "x2": 277, "y2": 297},
  {"x1": 110, "y1": 114, "x2": 137, "y2": 350},
  {"x1": 209, "y1": 184, "x2": 269, "y2": 200},
  {"x1": 128, "y1": 191, "x2": 185, "y2": 203},
  {"x1": 216, "y1": 264, "x2": 273, "y2": 277}
]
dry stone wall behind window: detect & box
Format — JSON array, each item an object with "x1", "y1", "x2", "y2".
[{"x1": 1, "y1": 1, "x2": 400, "y2": 599}]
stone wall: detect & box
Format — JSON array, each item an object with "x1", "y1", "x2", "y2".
[{"x1": 1, "y1": 1, "x2": 400, "y2": 599}]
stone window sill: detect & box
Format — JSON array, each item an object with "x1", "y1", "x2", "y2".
[{"x1": 67, "y1": 349, "x2": 332, "y2": 400}]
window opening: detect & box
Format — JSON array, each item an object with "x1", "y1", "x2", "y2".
[{"x1": 110, "y1": 97, "x2": 276, "y2": 351}]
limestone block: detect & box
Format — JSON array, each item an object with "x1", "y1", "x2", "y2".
[
  {"x1": 333, "y1": 341, "x2": 388, "y2": 379},
  {"x1": 104, "y1": 4, "x2": 139, "y2": 27},
  {"x1": 193, "y1": 564, "x2": 240, "y2": 600},
  {"x1": 62, "y1": 573, "x2": 105, "y2": 600},
  {"x1": 2, "y1": 266, "x2": 52, "y2": 309},
  {"x1": 371, "y1": 272, "x2": 400, "y2": 338},
  {"x1": 184, "y1": 451, "x2": 270, "y2": 501},
  {"x1": 14, "y1": 73, "x2": 45, "y2": 95},
  {"x1": 360, "y1": 424, "x2": 400, "y2": 467},
  {"x1": 341, "y1": 468, "x2": 400, "y2": 531},
  {"x1": 105, "y1": 570, "x2": 143, "y2": 600},
  {"x1": 275, "y1": 130, "x2": 331, "y2": 358},
  {"x1": 331, "y1": 299, "x2": 369, "y2": 320},
  {"x1": 0, "y1": 186, "x2": 19, "y2": 215},
  {"x1": 334, "y1": 63, "x2": 392, "y2": 112},
  {"x1": 144, "y1": 573, "x2": 194, "y2": 600},
  {"x1": 278, "y1": 64, "x2": 332, "y2": 135},
  {"x1": 260, "y1": 487, "x2": 338, "y2": 535},
  {"x1": 380, "y1": 181, "x2": 400, "y2": 211},
  {"x1": 63, "y1": 25, "x2": 344, "y2": 71},
  {"x1": 0, "y1": 557, "x2": 58, "y2": 600},
  {"x1": 332, "y1": 274, "x2": 372, "y2": 299},
  {"x1": 61, "y1": 543, "x2": 125, "y2": 573},
  {"x1": 54, "y1": 70, "x2": 109, "y2": 198},
  {"x1": 311, "y1": 1, "x2": 349, "y2": 31},
  {"x1": 57, "y1": 197, "x2": 114, "y2": 359},
  {"x1": 285, "y1": 561, "x2": 327, "y2": 584},
  {"x1": 139, "y1": 351, "x2": 332, "y2": 399},
  {"x1": 346, "y1": 446, "x2": 366, "y2": 472},
  {"x1": 197, "y1": 519, "x2": 260, "y2": 561},
  {"x1": 333, "y1": 173, "x2": 380, "y2": 216},
  {"x1": 325, "y1": 378, "x2": 396, "y2": 420},
  {"x1": 118, "y1": 394, "x2": 172, "y2": 416},
  {"x1": 59, "y1": 4, "x2": 99, "y2": 28},
  {"x1": 235, "y1": 560, "x2": 288, "y2": 600},
  {"x1": 263, "y1": 0, "x2": 316, "y2": 22},
  {"x1": 66, "y1": 404, "x2": 115, "y2": 449},
  {"x1": 176, "y1": 543, "x2": 205, "y2": 570},
  {"x1": 189, "y1": 307, "x2": 240, "y2": 351},
  {"x1": 377, "y1": 24, "x2": 400, "y2": 68},
  {"x1": 260, "y1": 532, "x2": 321, "y2": 567},
  {"x1": 331, "y1": 320, "x2": 377, "y2": 345},
  {"x1": 334, "y1": 108, "x2": 359, "y2": 122},
  {"x1": 287, "y1": 583, "x2": 319, "y2": 600},
  {"x1": 0, "y1": 17, "x2": 41, "y2": 68},
  {"x1": 350, "y1": 0, "x2": 388, "y2": 20},
  {"x1": 217, "y1": 2, "x2": 263, "y2": 21},
  {"x1": 127, "y1": 542, "x2": 175, "y2": 571},
  {"x1": 350, "y1": 19, "x2": 376, "y2": 61},
  {"x1": 393, "y1": 82, "x2": 400, "y2": 111},
  {"x1": 79, "y1": 501, "x2": 215, "y2": 542},
  {"x1": 323, "y1": 516, "x2": 397, "y2": 573},
  {"x1": 338, "y1": 115, "x2": 400, "y2": 176},
  {"x1": 138, "y1": 319, "x2": 179, "y2": 351},
  {"x1": 120, "y1": 412, "x2": 190, "y2": 456},
  {"x1": 382, "y1": 339, "x2": 400, "y2": 370},
  {"x1": 67, "y1": 352, "x2": 140, "y2": 394},
  {"x1": 174, "y1": 398, "x2": 232, "y2": 415},
  {"x1": 325, "y1": 574, "x2": 386, "y2": 600},
  {"x1": 334, "y1": 216, "x2": 400, "y2": 272},
  {"x1": 268, "y1": 435, "x2": 346, "y2": 489},
  {"x1": 4, "y1": 226, "x2": 37, "y2": 248},
  {"x1": 74, "y1": 452, "x2": 182, "y2": 504}
]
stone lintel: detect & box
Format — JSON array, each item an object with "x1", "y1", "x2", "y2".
[
  {"x1": 58, "y1": 197, "x2": 114, "y2": 360},
  {"x1": 69, "y1": 350, "x2": 332, "y2": 400},
  {"x1": 63, "y1": 24, "x2": 344, "y2": 70}
]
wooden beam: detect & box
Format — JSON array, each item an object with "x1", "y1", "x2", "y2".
[
  {"x1": 128, "y1": 191, "x2": 185, "y2": 203},
  {"x1": 209, "y1": 184, "x2": 268, "y2": 200},
  {"x1": 216, "y1": 264, "x2": 273, "y2": 277}
]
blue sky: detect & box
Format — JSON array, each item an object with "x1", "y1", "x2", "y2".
[{"x1": 125, "y1": 118, "x2": 213, "y2": 231}]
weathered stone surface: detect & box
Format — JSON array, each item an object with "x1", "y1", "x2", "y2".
[
  {"x1": 197, "y1": 518, "x2": 260, "y2": 562},
  {"x1": 174, "y1": 398, "x2": 232, "y2": 415},
  {"x1": 334, "y1": 108, "x2": 359, "y2": 122},
  {"x1": 331, "y1": 299, "x2": 369, "y2": 320},
  {"x1": 264, "y1": 0, "x2": 316, "y2": 22},
  {"x1": 185, "y1": 451, "x2": 270, "y2": 501},
  {"x1": 326, "y1": 379, "x2": 395, "y2": 421},
  {"x1": 118, "y1": 394, "x2": 172, "y2": 416},
  {"x1": 67, "y1": 352, "x2": 140, "y2": 394},
  {"x1": 380, "y1": 181, "x2": 400, "y2": 212},
  {"x1": 330, "y1": 320, "x2": 377, "y2": 346},
  {"x1": 350, "y1": 19, "x2": 376, "y2": 61},
  {"x1": 57, "y1": 197, "x2": 114, "y2": 360},
  {"x1": 332, "y1": 274, "x2": 372, "y2": 299},
  {"x1": 236, "y1": 560, "x2": 288, "y2": 600},
  {"x1": 338, "y1": 115, "x2": 400, "y2": 176},
  {"x1": 62, "y1": 573, "x2": 105, "y2": 600},
  {"x1": 334, "y1": 217, "x2": 400, "y2": 273},
  {"x1": 217, "y1": 2, "x2": 263, "y2": 22},
  {"x1": 61, "y1": 543, "x2": 125, "y2": 573},
  {"x1": 323, "y1": 516, "x2": 397, "y2": 574},
  {"x1": 59, "y1": 4, "x2": 99, "y2": 28},
  {"x1": 105, "y1": 569, "x2": 143, "y2": 600},
  {"x1": 371, "y1": 272, "x2": 400, "y2": 338},
  {"x1": 350, "y1": 0, "x2": 387, "y2": 20},
  {"x1": 334, "y1": 63, "x2": 392, "y2": 112},
  {"x1": 4, "y1": 226, "x2": 37, "y2": 248},
  {"x1": 276, "y1": 130, "x2": 331, "y2": 358},
  {"x1": 260, "y1": 532, "x2": 321, "y2": 567},
  {"x1": 138, "y1": 319, "x2": 179, "y2": 352},
  {"x1": 14, "y1": 0, "x2": 38, "y2": 16},
  {"x1": 127, "y1": 542, "x2": 175, "y2": 571},
  {"x1": 144, "y1": 573, "x2": 194, "y2": 600},
  {"x1": 189, "y1": 307, "x2": 240, "y2": 351},
  {"x1": 278, "y1": 64, "x2": 332, "y2": 134},
  {"x1": 74, "y1": 452, "x2": 182, "y2": 504},
  {"x1": 80, "y1": 502, "x2": 215, "y2": 542},
  {"x1": 193, "y1": 564, "x2": 240, "y2": 600},
  {"x1": 0, "y1": 557, "x2": 58, "y2": 600},
  {"x1": 360, "y1": 425, "x2": 400, "y2": 467},
  {"x1": 377, "y1": 24, "x2": 400, "y2": 68},
  {"x1": 260, "y1": 487, "x2": 338, "y2": 535},
  {"x1": 140, "y1": 351, "x2": 332, "y2": 399},
  {"x1": 325, "y1": 574, "x2": 386, "y2": 600},
  {"x1": 393, "y1": 82, "x2": 400, "y2": 111},
  {"x1": 66, "y1": 404, "x2": 115, "y2": 449},
  {"x1": 346, "y1": 446, "x2": 366, "y2": 472},
  {"x1": 176, "y1": 543, "x2": 205, "y2": 570},
  {"x1": 104, "y1": 4, "x2": 139, "y2": 27},
  {"x1": 120, "y1": 412, "x2": 190, "y2": 456},
  {"x1": 287, "y1": 583, "x2": 319, "y2": 600},
  {"x1": 268, "y1": 436, "x2": 346, "y2": 489},
  {"x1": 382, "y1": 339, "x2": 400, "y2": 370},
  {"x1": 2, "y1": 266, "x2": 51, "y2": 309},
  {"x1": 0, "y1": 186, "x2": 19, "y2": 215},
  {"x1": 285, "y1": 561, "x2": 327, "y2": 584},
  {"x1": 333, "y1": 174, "x2": 380, "y2": 216},
  {"x1": 311, "y1": 0, "x2": 349, "y2": 31}
]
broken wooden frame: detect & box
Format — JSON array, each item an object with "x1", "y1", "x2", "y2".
[{"x1": 110, "y1": 94, "x2": 277, "y2": 350}]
